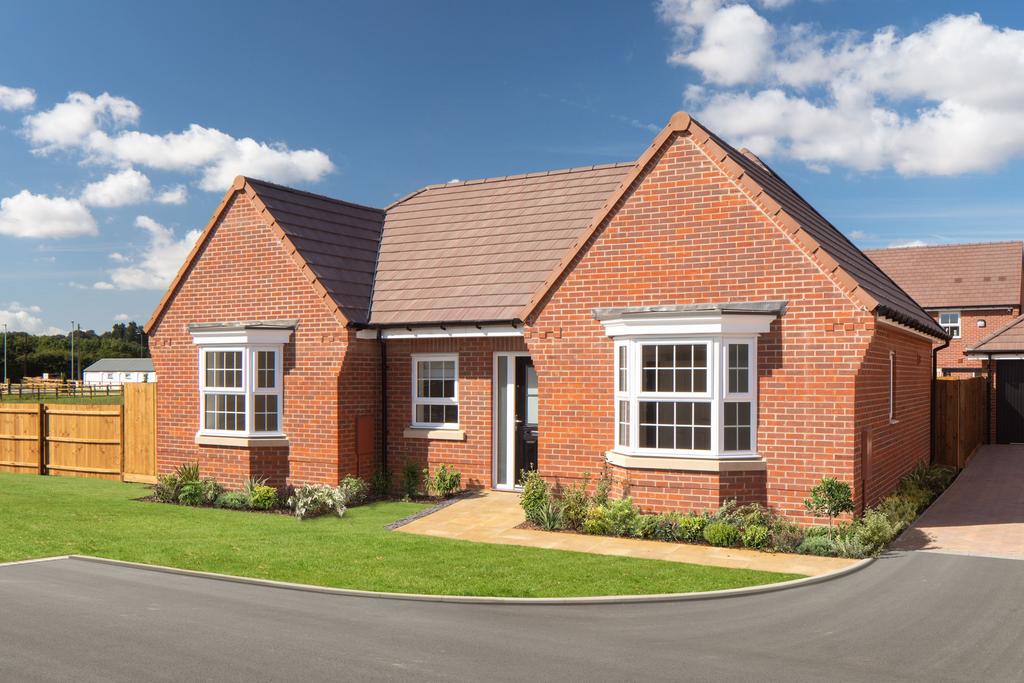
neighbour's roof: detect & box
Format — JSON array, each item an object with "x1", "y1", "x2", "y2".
[
  {"x1": 966, "y1": 313, "x2": 1024, "y2": 354},
  {"x1": 864, "y1": 242, "x2": 1024, "y2": 309},
  {"x1": 369, "y1": 163, "x2": 635, "y2": 325},
  {"x1": 83, "y1": 358, "x2": 155, "y2": 373}
]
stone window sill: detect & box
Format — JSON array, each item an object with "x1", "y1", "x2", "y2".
[
  {"x1": 195, "y1": 434, "x2": 290, "y2": 448},
  {"x1": 403, "y1": 427, "x2": 466, "y2": 441},
  {"x1": 605, "y1": 450, "x2": 766, "y2": 472}
]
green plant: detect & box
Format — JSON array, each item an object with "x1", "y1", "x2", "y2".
[
  {"x1": 703, "y1": 521, "x2": 742, "y2": 547},
  {"x1": 797, "y1": 534, "x2": 836, "y2": 556},
  {"x1": 370, "y1": 469, "x2": 390, "y2": 499},
  {"x1": 401, "y1": 460, "x2": 421, "y2": 500},
  {"x1": 742, "y1": 523, "x2": 770, "y2": 550},
  {"x1": 804, "y1": 478, "x2": 855, "y2": 537},
  {"x1": 178, "y1": 478, "x2": 223, "y2": 506},
  {"x1": 153, "y1": 473, "x2": 180, "y2": 503},
  {"x1": 709, "y1": 499, "x2": 741, "y2": 525},
  {"x1": 832, "y1": 535, "x2": 870, "y2": 559},
  {"x1": 769, "y1": 521, "x2": 804, "y2": 553},
  {"x1": 248, "y1": 485, "x2": 279, "y2": 510},
  {"x1": 519, "y1": 469, "x2": 550, "y2": 526},
  {"x1": 174, "y1": 462, "x2": 200, "y2": 485},
  {"x1": 338, "y1": 476, "x2": 370, "y2": 506},
  {"x1": 240, "y1": 476, "x2": 267, "y2": 502},
  {"x1": 287, "y1": 484, "x2": 346, "y2": 520},
  {"x1": 875, "y1": 494, "x2": 918, "y2": 530},
  {"x1": 593, "y1": 468, "x2": 611, "y2": 507},
  {"x1": 604, "y1": 498, "x2": 640, "y2": 536},
  {"x1": 855, "y1": 509, "x2": 900, "y2": 553},
  {"x1": 214, "y1": 491, "x2": 249, "y2": 510},
  {"x1": 901, "y1": 463, "x2": 955, "y2": 497},
  {"x1": 537, "y1": 500, "x2": 563, "y2": 531},
  {"x1": 676, "y1": 514, "x2": 708, "y2": 543},
  {"x1": 632, "y1": 514, "x2": 659, "y2": 539},
  {"x1": 427, "y1": 464, "x2": 462, "y2": 498},
  {"x1": 737, "y1": 503, "x2": 771, "y2": 529},
  {"x1": 649, "y1": 513, "x2": 681, "y2": 542},
  {"x1": 558, "y1": 475, "x2": 591, "y2": 531}
]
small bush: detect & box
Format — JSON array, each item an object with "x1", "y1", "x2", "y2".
[
  {"x1": 593, "y1": 470, "x2": 611, "y2": 507},
  {"x1": 537, "y1": 500, "x2": 563, "y2": 531},
  {"x1": 797, "y1": 534, "x2": 836, "y2": 556},
  {"x1": 604, "y1": 498, "x2": 640, "y2": 536},
  {"x1": 854, "y1": 509, "x2": 899, "y2": 552},
  {"x1": 875, "y1": 494, "x2": 918, "y2": 530},
  {"x1": 427, "y1": 464, "x2": 462, "y2": 498},
  {"x1": 287, "y1": 484, "x2": 346, "y2": 520},
  {"x1": 737, "y1": 503, "x2": 771, "y2": 529},
  {"x1": 804, "y1": 525, "x2": 832, "y2": 539},
  {"x1": 178, "y1": 478, "x2": 223, "y2": 506},
  {"x1": 338, "y1": 476, "x2": 369, "y2": 506},
  {"x1": 902, "y1": 463, "x2": 955, "y2": 497},
  {"x1": 742, "y1": 523, "x2": 771, "y2": 550},
  {"x1": 248, "y1": 485, "x2": 279, "y2": 510},
  {"x1": 769, "y1": 521, "x2": 804, "y2": 553},
  {"x1": 370, "y1": 470, "x2": 390, "y2": 499},
  {"x1": 832, "y1": 535, "x2": 871, "y2": 559},
  {"x1": 583, "y1": 505, "x2": 611, "y2": 535},
  {"x1": 214, "y1": 491, "x2": 249, "y2": 510},
  {"x1": 520, "y1": 469, "x2": 550, "y2": 526},
  {"x1": 709, "y1": 499, "x2": 741, "y2": 525},
  {"x1": 174, "y1": 462, "x2": 201, "y2": 485},
  {"x1": 651, "y1": 513, "x2": 681, "y2": 542},
  {"x1": 703, "y1": 521, "x2": 742, "y2": 547},
  {"x1": 804, "y1": 478, "x2": 855, "y2": 535},
  {"x1": 401, "y1": 460, "x2": 421, "y2": 500},
  {"x1": 676, "y1": 514, "x2": 708, "y2": 543},
  {"x1": 632, "y1": 514, "x2": 659, "y2": 539},
  {"x1": 558, "y1": 476, "x2": 591, "y2": 531},
  {"x1": 153, "y1": 473, "x2": 180, "y2": 503},
  {"x1": 240, "y1": 476, "x2": 267, "y2": 500}
]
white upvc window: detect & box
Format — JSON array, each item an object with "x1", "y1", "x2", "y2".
[
  {"x1": 191, "y1": 327, "x2": 289, "y2": 439},
  {"x1": 613, "y1": 336, "x2": 758, "y2": 458},
  {"x1": 939, "y1": 311, "x2": 961, "y2": 339},
  {"x1": 411, "y1": 353, "x2": 459, "y2": 429}
]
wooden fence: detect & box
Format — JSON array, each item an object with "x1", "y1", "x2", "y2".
[
  {"x1": 0, "y1": 383, "x2": 156, "y2": 482},
  {"x1": 933, "y1": 376, "x2": 987, "y2": 469},
  {"x1": 1, "y1": 383, "x2": 123, "y2": 401}
]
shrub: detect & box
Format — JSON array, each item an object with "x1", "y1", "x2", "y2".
[
  {"x1": 338, "y1": 476, "x2": 369, "y2": 506},
  {"x1": 676, "y1": 514, "x2": 708, "y2": 543},
  {"x1": 804, "y1": 478, "x2": 855, "y2": 536},
  {"x1": 853, "y1": 510, "x2": 899, "y2": 554},
  {"x1": 178, "y1": 478, "x2": 223, "y2": 506},
  {"x1": 427, "y1": 464, "x2": 462, "y2": 498},
  {"x1": 650, "y1": 513, "x2": 680, "y2": 542},
  {"x1": 370, "y1": 469, "x2": 390, "y2": 499},
  {"x1": 174, "y1": 462, "x2": 201, "y2": 485},
  {"x1": 895, "y1": 482, "x2": 933, "y2": 514},
  {"x1": 558, "y1": 476, "x2": 591, "y2": 531},
  {"x1": 537, "y1": 500, "x2": 563, "y2": 531},
  {"x1": 804, "y1": 525, "x2": 832, "y2": 538},
  {"x1": 875, "y1": 494, "x2": 918, "y2": 531},
  {"x1": 604, "y1": 498, "x2": 640, "y2": 536},
  {"x1": 153, "y1": 473, "x2": 181, "y2": 503},
  {"x1": 742, "y1": 523, "x2": 771, "y2": 550},
  {"x1": 287, "y1": 484, "x2": 346, "y2": 520},
  {"x1": 520, "y1": 469, "x2": 550, "y2": 526},
  {"x1": 248, "y1": 485, "x2": 279, "y2": 510},
  {"x1": 401, "y1": 460, "x2": 421, "y2": 500},
  {"x1": 709, "y1": 499, "x2": 741, "y2": 525},
  {"x1": 769, "y1": 521, "x2": 804, "y2": 553},
  {"x1": 902, "y1": 463, "x2": 955, "y2": 497},
  {"x1": 737, "y1": 503, "x2": 771, "y2": 529},
  {"x1": 797, "y1": 534, "x2": 836, "y2": 556},
  {"x1": 593, "y1": 469, "x2": 611, "y2": 507},
  {"x1": 703, "y1": 521, "x2": 742, "y2": 547},
  {"x1": 632, "y1": 514, "x2": 659, "y2": 539},
  {"x1": 832, "y1": 535, "x2": 871, "y2": 559},
  {"x1": 214, "y1": 491, "x2": 249, "y2": 510}
]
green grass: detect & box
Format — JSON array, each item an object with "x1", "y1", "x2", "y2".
[
  {"x1": 0, "y1": 393, "x2": 123, "y2": 404},
  {"x1": 0, "y1": 473, "x2": 801, "y2": 597}
]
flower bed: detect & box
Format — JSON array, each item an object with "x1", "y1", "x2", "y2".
[{"x1": 519, "y1": 464, "x2": 956, "y2": 559}]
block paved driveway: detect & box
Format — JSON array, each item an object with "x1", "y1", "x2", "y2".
[
  {"x1": 893, "y1": 445, "x2": 1024, "y2": 559},
  {"x1": 3, "y1": 552, "x2": 1024, "y2": 682}
]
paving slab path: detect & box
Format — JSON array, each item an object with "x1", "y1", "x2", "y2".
[
  {"x1": 397, "y1": 489, "x2": 855, "y2": 576},
  {"x1": 893, "y1": 444, "x2": 1024, "y2": 559}
]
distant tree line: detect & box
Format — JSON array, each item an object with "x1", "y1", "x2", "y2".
[{"x1": 2, "y1": 322, "x2": 147, "y2": 383}]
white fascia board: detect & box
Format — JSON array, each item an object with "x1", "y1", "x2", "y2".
[
  {"x1": 361, "y1": 325, "x2": 523, "y2": 340},
  {"x1": 190, "y1": 328, "x2": 292, "y2": 346},
  {"x1": 600, "y1": 313, "x2": 776, "y2": 338}
]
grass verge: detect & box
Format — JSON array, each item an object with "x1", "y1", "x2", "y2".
[{"x1": 0, "y1": 473, "x2": 801, "y2": 597}]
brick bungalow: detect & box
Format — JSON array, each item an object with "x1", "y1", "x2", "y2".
[{"x1": 145, "y1": 112, "x2": 947, "y2": 521}]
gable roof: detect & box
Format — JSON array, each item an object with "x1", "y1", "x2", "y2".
[
  {"x1": 966, "y1": 312, "x2": 1024, "y2": 354},
  {"x1": 369, "y1": 163, "x2": 634, "y2": 325},
  {"x1": 145, "y1": 177, "x2": 384, "y2": 332},
  {"x1": 83, "y1": 358, "x2": 155, "y2": 373},
  {"x1": 864, "y1": 241, "x2": 1024, "y2": 309}
]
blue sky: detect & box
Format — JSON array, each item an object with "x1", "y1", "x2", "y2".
[{"x1": 1, "y1": 0, "x2": 1022, "y2": 333}]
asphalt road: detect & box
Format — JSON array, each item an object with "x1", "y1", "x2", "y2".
[{"x1": 1, "y1": 553, "x2": 1022, "y2": 682}]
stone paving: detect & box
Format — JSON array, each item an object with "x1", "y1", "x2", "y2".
[
  {"x1": 893, "y1": 444, "x2": 1024, "y2": 560},
  {"x1": 396, "y1": 489, "x2": 856, "y2": 576}
]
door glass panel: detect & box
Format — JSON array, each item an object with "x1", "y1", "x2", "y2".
[
  {"x1": 495, "y1": 356, "x2": 509, "y2": 487},
  {"x1": 526, "y1": 364, "x2": 538, "y2": 424}
]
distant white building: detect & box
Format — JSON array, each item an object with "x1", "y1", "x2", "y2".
[{"x1": 82, "y1": 358, "x2": 156, "y2": 386}]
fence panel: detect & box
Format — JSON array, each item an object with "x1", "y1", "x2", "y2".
[
  {"x1": 0, "y1": 404, "x2": 43, "y2": 474},
  {"x1": 45, "y1": 405, "x2": 124, "y2": 480},
  {"x1": 933, "y1": 376, "x2": 987, "y2": 469},
  {"x1": 123, "y1": 383, "x2": 157, "y2": 483}
]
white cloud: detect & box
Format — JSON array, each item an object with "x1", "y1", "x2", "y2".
[
  {"x1": 113, "y1": 313, "x2": 131, "y2": 322},
  {"x1": 94, "y1": 215, "x2": 200, "y2": 290},
  {"x1": 888, "y1": 239, "x2": 929, "y2": 248},
  {"x1": 24, "y1": 92, "x2": 334, "y2": 192},
  {"x1": 80, "y1": 168, "x2": 152, "y2": 207},
  {"x1": 155, "y1": 184, "x2": 188, "y2": 205},
  {"x1": 109, "y1": 252, "x2": 128, "y2": 262},
  {"x1": 0, "y1": 302, "x2": 62, "y2": 334},
  {"x1": 0, "y1": 85, "x2": 36, "y2": 111},
  {"x1": 849, "y1": 229, "x2": 867, "y2": 239},
  {"x1": 659, "y1": 5, "x2": 1024, "y2": 175},
  {"x1": 0, "y1": 190, "x2": 98, "y2": 238}
]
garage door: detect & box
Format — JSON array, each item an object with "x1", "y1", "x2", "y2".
[{"x1": 996, "y1": 360, "x2": 1024, "y2": 443}]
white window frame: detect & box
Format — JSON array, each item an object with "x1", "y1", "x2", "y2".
[
  {"x1": 939, "y1": 311, "x2": 961, "y2": 339},
  {"x1": 613, "y1": 335, "x2": 757, "y2": 459},
  {"x1": 192, "y1": 329, "x2": 287, "y2": 439},
  {"x1": 411, "y1": 353, "x2": 460, "y2": 430}
]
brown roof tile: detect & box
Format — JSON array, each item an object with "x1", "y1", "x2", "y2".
[
  {"x1": 864, "y1": 242, "x2": 1023, "y2": 309},
  {"x1": 967, "y1": 312, "x2": 1024, "y2": 353}
]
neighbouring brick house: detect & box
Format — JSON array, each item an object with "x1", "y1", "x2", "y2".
[
  {"x1": 145, "y1": 112, "x2": 946, "y2": 522},
  {"x1": 865, "y1": 242, "x2": 1024, "y2": 376}
]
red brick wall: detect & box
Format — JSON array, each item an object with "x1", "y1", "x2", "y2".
[
  {"x1": 523, "y1": 131, "x2": 932, "y2": 522},
  {"x1": 384, "y1": 337, "x2": 527, "y2": 491},
  {"x1": 935, "y1": 308, "x2": 1018, "y2": 372},
  {"x1": 148, "y1": 192, "x2": 377, "y2": 489}
]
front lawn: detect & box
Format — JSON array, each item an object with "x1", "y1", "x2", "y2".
[
  {"x1": 0, "y1": 473, "x2": 801, "y2": 597},
  {"x1": 0, "y1": 393, "x2": 123, "y2": 405}
]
